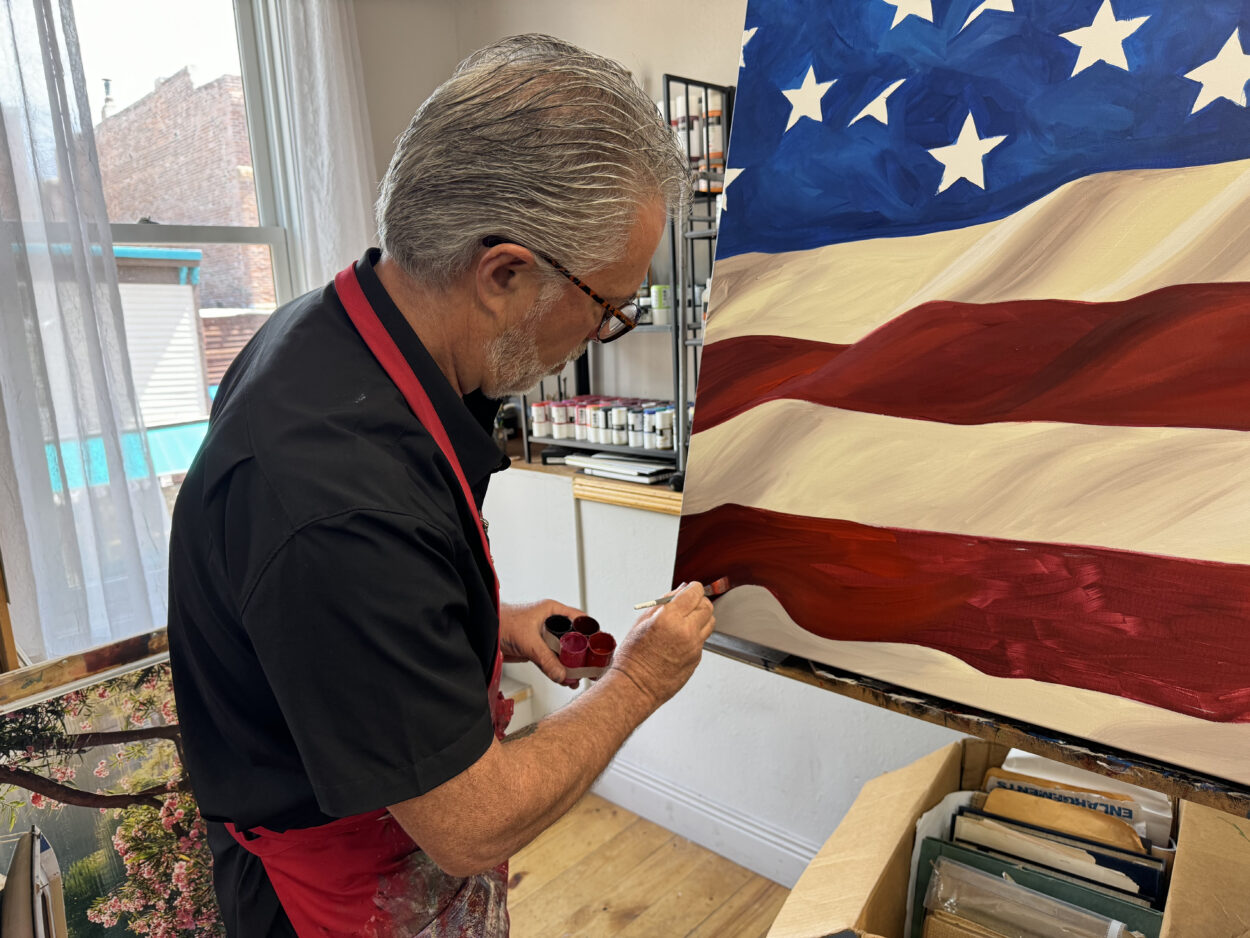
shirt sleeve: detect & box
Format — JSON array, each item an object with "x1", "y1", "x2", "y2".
[{"x1": 240, "y1": 509, "x2": 495, "y2": 817}]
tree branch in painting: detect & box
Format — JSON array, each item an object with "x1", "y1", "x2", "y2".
[{"x1": 0, "y1": 662, "x2": 224, "y2": 936}]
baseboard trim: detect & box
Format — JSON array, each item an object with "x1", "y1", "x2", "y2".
[{"x1": 591, "y1": 757, "x2": 823, "y2": 888}]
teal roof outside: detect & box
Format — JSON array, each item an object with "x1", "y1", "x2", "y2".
[{"x1": 45, "y1": 421, "x2": 208, "y2": 491}]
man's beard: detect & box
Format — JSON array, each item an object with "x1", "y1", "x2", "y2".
[{"x1": 480, "y1": 295, "x2": 588, "y2": 398}]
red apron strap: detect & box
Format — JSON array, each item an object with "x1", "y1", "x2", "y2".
[
  {"x1": 334, "y1": 264, "x2": 499, "y2": 609},
  {"x1": 221, "y1": 266, "x2": 516, "y2": 936},
  {"x1": 335, "y1": 263, "x2": 505, "y2": 698}
]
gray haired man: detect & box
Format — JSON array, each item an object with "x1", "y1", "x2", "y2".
[{"x1": 168, "y1": 34, "x2": 715, "y2": 936}]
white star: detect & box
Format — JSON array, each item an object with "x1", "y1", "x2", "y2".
[
  {"x1": 1058, "y1": 0, "x2": 1149, "y2": 77},
  {"x1": 1184, "y1": 29, "x2": 1250, "y2": 114},
  {"x1": 928, "y1": 113, "x2": 1007, "y2": 194},
  {"x1": 781, "y1": 66, "x2": 836, "y2": 132},
  {"x1": 850, "y1": 79, "x2": 905, "y2": 126},
  {"x1": 719, "y1": 168, "x2": 744, "y2": 213},
  {"x1": 882, "y1": 0, "x2": 933, "y2": 29},
  {"x1": 740, "y1": 27, "x2": 758, "y2": 69},
  {"x1": 960, "y1": 0, "x2": 1014, "y2": 33}
]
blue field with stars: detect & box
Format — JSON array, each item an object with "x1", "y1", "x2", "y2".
[{"x1": 720, "y1": 0, "x2": 1250, "y2": 258}]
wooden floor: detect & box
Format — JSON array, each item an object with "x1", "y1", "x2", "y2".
[{"x1": 507, "y1": 793, "x2": 789, "y2": 938}]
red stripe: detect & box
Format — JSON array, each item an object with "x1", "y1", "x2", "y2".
[
  {"x1": 695, "y1": 281, "x2": 1250, "y2": 433},
  {"x1": 675, "y1": 503, "x2": 1250, "y2": 722}
]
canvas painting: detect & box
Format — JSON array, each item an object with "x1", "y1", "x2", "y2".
[{"x1": 676, "y1": 0, "x2": 1250, "y2": 784}]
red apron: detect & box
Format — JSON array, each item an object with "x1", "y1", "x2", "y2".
[{"x1": 224, "y1": 263, "x2": 513, "y2": 937}]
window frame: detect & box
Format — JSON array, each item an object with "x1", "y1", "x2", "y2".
[
  {"x1": 0, "y1": 0, "x2": 301, "y2": 688},
  {"x1": 106, "y1": 0, "x2": 299, "y2": 306}
]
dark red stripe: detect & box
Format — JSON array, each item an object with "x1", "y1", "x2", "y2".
[
  {"x1": 695, "y1": 282, "x2": 1250, "y2": 433},
  {"x1": 675, "y1": 504, "x2": 1250, "y2": 722}
]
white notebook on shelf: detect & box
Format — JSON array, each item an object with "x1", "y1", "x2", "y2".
[
  {"x1": 563, "y1": 453, "x2": 674, "y2": 477},
  {"x1": 580, "y1": 466, "x2": 674, "y2": 485}
]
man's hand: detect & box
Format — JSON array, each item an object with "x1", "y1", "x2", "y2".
[
  {"x1": 499, "y1": 599, "x2": 585, "y2": 685},
  {"x1": 610, "y1": 582, "x2": 715, "y2": 709},
  {"x1": 391, "y1": 586, "x2": 715, "y2": 876}
]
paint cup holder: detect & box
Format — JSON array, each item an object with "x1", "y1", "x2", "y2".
[{"x1": 544, "y1": 614, "x2": 613, "y2": 680}]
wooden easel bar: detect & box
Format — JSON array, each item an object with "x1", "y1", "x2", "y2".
[
  {"x1": 0, "y1": 548, "x2": 19, "y2": 673},
  {"x1": 706, "y1": 632, "x2": 1250, "y2": 818},
  {"x1": 0, "y1": 629, "x2": 168, "y2": 713}
]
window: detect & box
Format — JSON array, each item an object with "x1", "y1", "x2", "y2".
[{"x1": 72, "y1": 0, "x2": 293, "y2": 504}]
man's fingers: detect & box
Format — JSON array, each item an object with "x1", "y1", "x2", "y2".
[
  {"x1": 698, "y1": 613, "x2": 717, "y2": 641},
  {"x1": 548, "y1": 602, "x2": 587, "y2": 619},
  {"x1": 531, "y1": 644, "x2": 568, "y2": 685},
  {"x1": 667, "y1": 581, "x2": 705, "y2": 612}
]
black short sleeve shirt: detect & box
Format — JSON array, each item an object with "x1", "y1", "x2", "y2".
[{"x1": 168, "y1": 249, "x2": 509, "y2": 833}]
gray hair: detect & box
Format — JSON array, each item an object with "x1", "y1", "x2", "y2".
[{"x1": 376, "y1": 34, "x2": 690, "y2": 290}]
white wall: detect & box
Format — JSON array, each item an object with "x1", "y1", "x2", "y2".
[
  {"x1": 453, "y1": 0, "x2": 746, "y2": 97},
  {"x1": 484, "y1": 470, "x2": 964, "y2": 885},
  {"x1": 356, "y1": 0, "x2": 749, "y2": 185},
  {"x1": 354, "y1": 0, "x2": 746, "y2": 399},
  {"x1": 353, "y1": 0, "x2": 461, "y2": 183}
]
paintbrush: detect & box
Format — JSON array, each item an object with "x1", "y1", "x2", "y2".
[{"x1": 633, "y1": 577, "x2": 731, "y2": 610}]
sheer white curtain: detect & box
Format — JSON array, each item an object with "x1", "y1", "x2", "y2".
[
  {"x1": 268, "y1": 0, "x2": 377, "y2": 290},
  {"x1": 0, "y1": 0, "x2": 168, "y2": 662}
]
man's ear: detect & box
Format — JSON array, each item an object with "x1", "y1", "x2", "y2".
[{"x1": 475, "y1": 242, "x2": 540, "y2": 324}]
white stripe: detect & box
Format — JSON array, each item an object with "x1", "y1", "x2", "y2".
[
  {"x1": 713, "y1": 585, "x2": 1250, "y2": 785},
  {"x1": 704, "y1": 158, "x2": 1250, "y2": 346},
  {"x1": 683, "y1": 399, "x2": 1250, "y2": 565}
]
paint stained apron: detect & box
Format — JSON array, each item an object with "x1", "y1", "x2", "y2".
[{"x1": 223, "y1": 263, "x2": 514, "y2": 937}]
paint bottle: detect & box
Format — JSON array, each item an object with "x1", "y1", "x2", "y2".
[
  {"x1": 707, "y1": 107, "x2": 724, "y2": 163},
  {"x1": 529, "y1": 401, "x2": 549, "y2": 425},
  {"x1": 572, "y1": 615, "x2": 600, "y2": 636},
  {"x1": 559, "y1": 632, "x2": 588, "y2": 669},
  {"x1": 545, "y1": 614, "x2": 572, "y2": 640},
  {"x1": 585, "y1": 632, "x2": 616, "y2": 668}
]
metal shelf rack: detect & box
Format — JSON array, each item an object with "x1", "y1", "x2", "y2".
[
  {"x1": 516, "y1": 74, "x2": 734, "y2": 479},
  {"x1": 664, "y1": 73, "x2": 734, "y2": 477}
]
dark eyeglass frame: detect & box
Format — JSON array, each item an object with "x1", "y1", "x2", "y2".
[{"x1": 482, "y1": 236, "x2": 642, "y2": 343}]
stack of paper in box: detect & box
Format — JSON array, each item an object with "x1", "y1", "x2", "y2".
[
  {"x1": 907, "y1": 750, "x2": 1174, "y2": 938},
  {"x1": 563, "y1": 453, "x2": 675, "y2": 485}
]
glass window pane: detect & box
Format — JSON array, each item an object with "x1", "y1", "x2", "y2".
[
  {"x1": 111, "y1": 241, "x2": 276, "y2": 510},
  {"x1": 73, "y1": 0, "x2": 261, "y2": 228}
]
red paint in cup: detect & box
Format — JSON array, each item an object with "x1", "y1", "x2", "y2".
[
  {"x1": 585, "y1": 632, "x2": 616, "y2": 668},
  {"x1": 559, "y1": 632, "x2": 588, "y2": 669},
  {"x1": 572, "y1": 615, "x2": 600, "y2": 636}
]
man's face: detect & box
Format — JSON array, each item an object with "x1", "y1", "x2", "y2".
[{"x1": 480, "y1": 195, "x2": 667, "y2": 398}]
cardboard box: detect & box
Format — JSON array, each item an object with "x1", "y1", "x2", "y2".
[{"x1": 766, "y1": 739, "x2": 1250, "y2": 938}]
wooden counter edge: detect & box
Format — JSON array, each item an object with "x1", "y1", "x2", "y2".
[
  {"x1": 505, "y1": 457, "x2": 578, "y2": 480},
  {"x1": 507, "y1": 457, "x2": 683, "y2": 515},
  {"x1": 571, "y1": 473, "x2": 683, "y2": 515}
]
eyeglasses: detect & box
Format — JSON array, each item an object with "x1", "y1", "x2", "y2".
[{"x1": 482, "y1": 237, "x2": 643, "y2": 343}]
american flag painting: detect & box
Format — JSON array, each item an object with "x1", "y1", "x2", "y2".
[{"x1": 675, "y1": 0, "x2": 1250, "y2": 784}]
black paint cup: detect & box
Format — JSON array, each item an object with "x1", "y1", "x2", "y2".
[{"x1": 544, "y1": 614, "x2": 572, "y2": 639}]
